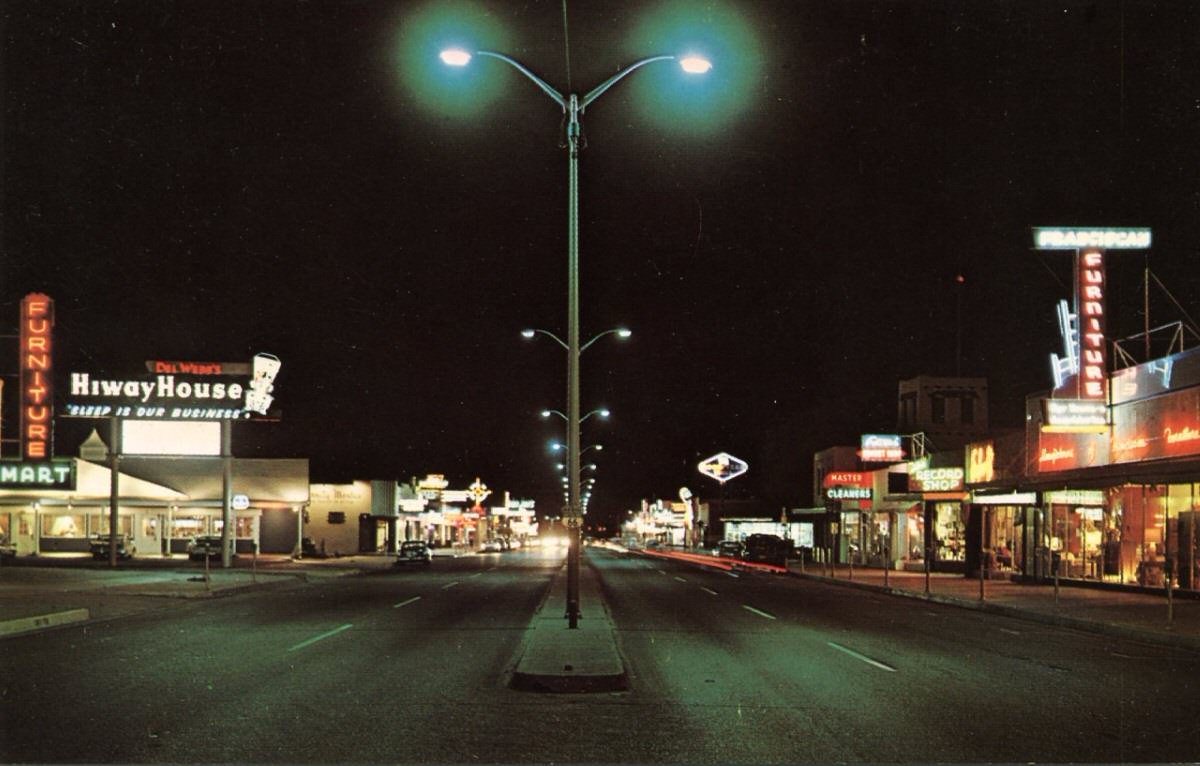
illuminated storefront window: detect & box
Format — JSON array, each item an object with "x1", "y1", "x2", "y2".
[
  {"x1": 213, "y1": 516, "x2": 255, "y2": 538},
  {"x1": 87, "y1": 513, "x2": 132, "y2": 537},
  {"x1": 171, "y1": 516, "x2": 208, "y2": 539},
  {"x1": 905, "y1": 511, "x2": 925, "y2": 561},
  {"x1": 933, "y1": 503, "x2": 965, "y2": 562},
  {"x1": 42, "y1": 513, "x2": 85, "y2": 538}
]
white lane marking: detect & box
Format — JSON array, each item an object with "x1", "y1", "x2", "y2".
[
  {"x1": 726, "y1": 571, "x2": 740, "y2": 578},
  {"x1": 287, "y1": 624, "x2": 353, "y2": 653},
  {"x1": 657, "y1": 569, "x2": 668, "y2": 575},
  {"x1": 742, "y1": 605, "x2": 777, "y2": 620},
  {"x1": 700, "y1": 587, "x2": 718, "y2": 595},
  {"x1": 999, "y1": 627, "x2": 1021, "y2": 636},
  {"x1": 1110, "y1": 651, "x2": 1133, "y2": 659},
  {"x1": 674, "y1": 576, "x2": 687, "y2": 583},
  {"x1": 925, "y1": 611, "x2": 940, "y2": 617},
  {"x1": 441, "y1": 581, "x2": 460, "y2": 590},
  {"x1": 469, "y1": 572, "x2": 483, "y2": 579},
  {"x1": 827, "y1": 642, "x2": 897, "y2": 672},
  {"x1": 393, "y1": 596, "x2": 422, "y2": 609}
]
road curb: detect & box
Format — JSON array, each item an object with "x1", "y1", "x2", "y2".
[
  {"x1": 0, "y1": 608, "x2": 89, "y2": 639},
  {"x1": 791, "y1": 571, "x2": 1200, "y2": 653}
]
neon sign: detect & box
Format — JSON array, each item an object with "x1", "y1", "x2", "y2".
[
  {"x1": 911, "y1": 466, "x2": 964, "y2": 492},
  {"x1": 1042, "y1": 399, "x2": 1108, "y2": 432},
  {"x1": 61, "y1": 353, "x2": 281, "y2": 421},
  {"x1": 859, "y1": 434, "x2": 904, "y2": 462},
  {"x1": 826, "y1": 486, "x2": 871, "y2": 501},
  {"x1": 822, "y1": 471, "x2": 868, "y2": 488},
  {"x1": 0, "y1": 459, "x2": 75, "y2": 490},
  {"x1": 1077, "y1": 249, "x2": 1106, "y2": 400},
  {"x1": 697, "y1": 452, "x2": 749, "y2": 484},
  {"x1": 967, "y1": 441, "x2": 995, "y2": 484},
  {"x1": 20, "y1": 294, "x2": 54, "y2": 459},
  {"x1": 1033, "y1": 227, "x2": 1152, "y2": 250}
]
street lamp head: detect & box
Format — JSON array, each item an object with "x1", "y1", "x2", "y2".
[
  {"x1": 540, "y1": 410, "x2": 552, "y2": 418},
  {"x1": 599, "y1": 409, "x2": 611, "y2": 419},
  {"x1": 678, "y1": 55, "x2": 712, "y2": 74},
  {"x1": 617, "y1": 328, "x2": 633, "y2": 339},
  {"x1": 439, "y1": 48, "x2": 472, "y2": 67},
  {"x1": 520, "y1": 329, "x2": 536, "y2": 339},
  {"x1": 551, "y1": 442, "x2": 565, "y2": 451}
]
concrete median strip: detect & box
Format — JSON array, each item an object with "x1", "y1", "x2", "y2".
[
  {"x1": 0, "y1": 608, "x2": 89, "y2": 639},
  {"x1": 510, "y1": 561, "x2": 627, "y2": 694}
]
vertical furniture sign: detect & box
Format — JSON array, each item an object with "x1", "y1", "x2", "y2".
[
  {"x1": 1077, "y1": 249, "x2": 1106, "y2": 400},
  {"x1": 20, "y1": 293, "x2": 54, "y2": 459}
]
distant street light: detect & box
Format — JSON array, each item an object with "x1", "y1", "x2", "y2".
[
  {"x1": 541, "y1": 408, "x2": 610, "y2": 422},
  {"x1": 447, "y1": 45, "x2": 710, "y2": 629}
]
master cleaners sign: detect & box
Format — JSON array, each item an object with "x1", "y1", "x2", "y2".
[{"x1": 61, "y1": 353, "x2": 282, "y2": 421}]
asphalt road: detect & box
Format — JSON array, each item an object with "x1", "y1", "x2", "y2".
[{"x1": 2, "y1": 547, "x2": 1198, "y2": 763}]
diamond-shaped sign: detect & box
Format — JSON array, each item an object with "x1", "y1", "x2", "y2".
[{"x1": 697, "y1": 452, "x2": 749, "y2": 484}]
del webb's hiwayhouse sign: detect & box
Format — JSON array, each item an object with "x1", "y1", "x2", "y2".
[{"x1": 60, "y1": 353, "x2": 282, "y2": 421}]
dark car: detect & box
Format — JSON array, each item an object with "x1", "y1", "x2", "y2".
[
  {"x1": 187, "y1": 535, "x2": 231, "y2": 561},
  {"x1": 741, "y1": 533, "x2": 789, "y2": 566},
  {"x1": 0, "y1": 534, "x2": 16, "y2": 563},
  {"x1": 714, "y1": 540, "x2": 745, "y2": 559},
  {"x1": 395, "y1": 540, "x2": 432, "y2": 565},
  {"x1": 90, "y1": 533, "x2": 135, "y2": 560}
]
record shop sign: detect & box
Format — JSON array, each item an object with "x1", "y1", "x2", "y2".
[{"x1": 59, "y1": 353, "x2": 282, "y2": 421}]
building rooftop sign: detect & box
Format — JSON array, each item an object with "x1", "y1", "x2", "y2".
[{"x1": 1032, "y1": 227, "x2": 1152, "y2": 250}]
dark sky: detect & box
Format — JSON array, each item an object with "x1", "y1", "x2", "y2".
[{"x1": 3, "y1": 1, "x2": 1198, "y2": 530}]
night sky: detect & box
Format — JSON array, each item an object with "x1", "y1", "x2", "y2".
[{"x1": 3, "y1": 1, "x2": 1198, "y2": 530}]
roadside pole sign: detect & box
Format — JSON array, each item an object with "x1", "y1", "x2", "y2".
[{"x1": 697, "y1": 452, "x2": 749, "y2": 484}]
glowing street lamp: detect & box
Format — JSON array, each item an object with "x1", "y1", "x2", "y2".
[{"x1": 444, "y1": 46, "x2": 710, "y2": 629}]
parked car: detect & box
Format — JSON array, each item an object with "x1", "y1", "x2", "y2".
[
  {"x1": 714, "y1": 540, "x2": 746, "y2": 559},
  {"x1": 187, "y1": 534, "x2": 230, "y2": 561},
  {"x1": 741, "y1": 533, "x2": 789, "y2": 566},
  {"x1": 90, "y1": 533, "x2": 135, "y2": 560},
  {"x1": 0, "y1": 534, "x2": 16, "y2": 563},
  {"x1": 395, "y1": 540, "x2": 432, "y2": 565},
  {"x1": 481, "y1": 539, "x2": 503, "y2": 553}
]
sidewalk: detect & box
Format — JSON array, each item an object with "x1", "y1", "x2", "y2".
[{"x1": 787, "y1": 561, "x2": 1200, "y2": 653}]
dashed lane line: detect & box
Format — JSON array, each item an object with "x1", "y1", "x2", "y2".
[
  {"x1": 287, "y1": 624, "x2": 353, "y2": 653},
  {"x1": 742, "y1": 605, "x2": 777, "y2": 620},
  {"x1": 827, "y1": 641, "x2": 897, "y2": 672},
  {"x1": 700, "y1": 587, "x2": 718, "y2": 595},
  {"x1": 674, "y1": 576, "x2": 688, "y2": 583},
  {"x1": 393, "y1": 596, "x2": 422, "y2": 609},
  {"x1": 441, "y1": 581, "x2": 460, "y2": 590}
]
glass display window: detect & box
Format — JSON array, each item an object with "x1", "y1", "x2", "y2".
[
  {"x1": 42, "y1": 514, "x2": 85, "y2": 538},
  {"x1": 88, "y1": 514, "x2": 132, "y2": 537},
  {"x1": 171, "y1": 516, "x2": 208, "y2": 539},
  {"x1": 933, "y1": 503, "x2": 965, "y2": 561}
]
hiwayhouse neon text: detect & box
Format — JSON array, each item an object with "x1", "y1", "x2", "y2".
[{"x1": 69, "y1": 373, "x2": 244, "y2": 403}]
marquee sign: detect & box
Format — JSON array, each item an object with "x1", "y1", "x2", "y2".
[
  {"x1": 60, "y1": 353, "x2": 282, "y2": 421},
  {"x1": 0, "y1": 459, "x2": 75, "y2": 490},
  {"x1": 20, "y1": 294, "x2": 54, "y2": 459}
]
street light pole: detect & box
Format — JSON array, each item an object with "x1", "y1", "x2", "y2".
[{"x1": 443, "y1": 48, "x2": 710, "y2": 628}]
